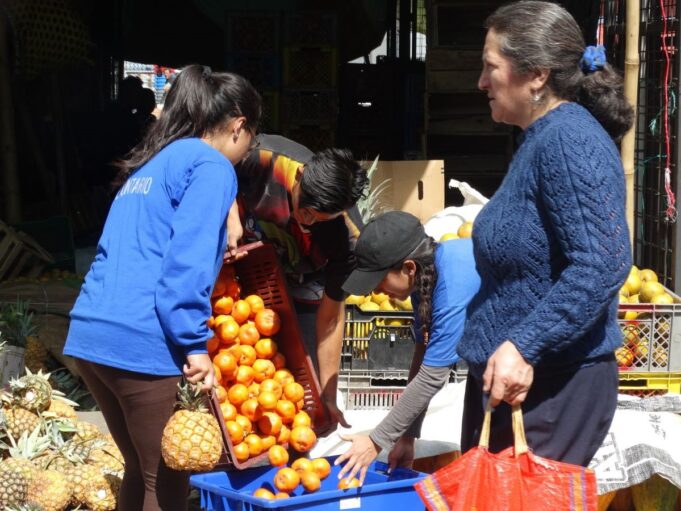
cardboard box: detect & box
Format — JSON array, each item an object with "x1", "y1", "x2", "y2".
[{"x1": 369, "y1": 160, "x2": 445, "y2": 223}]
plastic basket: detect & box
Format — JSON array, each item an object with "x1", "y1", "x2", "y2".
[
  {"x1": 225, "y1": 53, "x2": 281, "y2": 89},
  {"x1": 190, "y1": 455, "x2": 427, "y2": 511},
  {"x1": 226, "y1": 11, "x2": 280, "y2": 53},
  {"x1": 282, "y1": 126, "x2": 334, "y2": 153},
  {"x1": 617, "y1": 287, "x2": 681, "y2": 373},
  {"x1": 341, "y1": 305, "x2": 415, "y2": 372},
  {"x1": 284, "y1": 11, "x2": 337, "y2": 46},
  {"x1": 618, "y1": 371, "x2": 681, "y2": 397},
  {"x1": 283, "y1": 46, "x2": 337, "y2": 88},
  {"x1": 208, "y1": 242, "x2": 329, "y2": 470},
  {"x1": 281, "y1": 89, "x2": 337, "y2": 126}
]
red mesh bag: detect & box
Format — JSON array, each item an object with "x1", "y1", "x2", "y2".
[{"x1": 415, "y1": 405, "x2": 597, "y2": 511}]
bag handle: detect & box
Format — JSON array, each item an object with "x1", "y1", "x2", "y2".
[{"x1": 478, "y1": 402, "x2": 529, "y2": 457}]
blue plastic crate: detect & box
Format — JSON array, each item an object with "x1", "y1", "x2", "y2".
[{"x1": 190, "y1": 456, "x2": 427, "y2": 511}]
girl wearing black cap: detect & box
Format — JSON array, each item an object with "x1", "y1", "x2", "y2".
[{"x1": 335, "y1": 211, "x2": 480, "y2": 484}]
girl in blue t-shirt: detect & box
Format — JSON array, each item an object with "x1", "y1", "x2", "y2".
[
  {"x1": 336, "y1": 211, "x2": 481, "y2": 484},
  {"x1": 64, "y1": 65, "x2": 261, "y2": 511}
]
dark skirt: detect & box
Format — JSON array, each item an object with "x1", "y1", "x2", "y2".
[{"x1": 460, "y1": 355, "x2": 618, "y2": 467}]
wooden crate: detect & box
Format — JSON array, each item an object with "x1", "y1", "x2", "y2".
[{"x1": 0, "y1": 221, "x2": 54, "y2": 282}]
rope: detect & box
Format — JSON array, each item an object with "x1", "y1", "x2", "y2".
[{"x1": 659, "y1": 0, "x2": 677, "y2": 222}]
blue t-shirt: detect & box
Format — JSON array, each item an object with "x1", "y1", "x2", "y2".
[
  {"x1": 64, "y1": 138, "x2": 237, "y2": 375},
  {"x1": 412, "y1": 238, "x2": 480, "y2": 367}
]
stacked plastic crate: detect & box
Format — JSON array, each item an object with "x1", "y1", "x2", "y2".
[
  {"x1": 225, "y1": 11, "x2": 281, "y2": 133},
  {"x1": 281, "y1": 11, "x2": 338, "y2": 150}
]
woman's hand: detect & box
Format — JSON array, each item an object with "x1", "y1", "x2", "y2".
[
  {"x1": 183, "y1": 353, "x2": 215, "y2": 391},
  {"x1": 335, "y1": 434, "x2": 381, "y2": 485},
  {"x1": 388, "y1": 435, "x2": 415, "y2": 472},
  {"x1": 483, "y1": 340, "x2": 534, "y2": 407},
  {"x1": 224, "y1": 201, "x2": 243, "y2": 262}
]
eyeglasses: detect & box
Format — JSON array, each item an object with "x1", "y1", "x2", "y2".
[{"x1": 247, "y1": 128, "x2": 260, "y2": 152}]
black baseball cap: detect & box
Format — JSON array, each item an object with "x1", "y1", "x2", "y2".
[{"x1": 343, "y1": 211, "x2": 426, "y2": 296}]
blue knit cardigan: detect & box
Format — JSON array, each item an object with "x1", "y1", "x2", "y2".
[{"x1": 458, "y1": 103, "x2": 631, "y2": 371}]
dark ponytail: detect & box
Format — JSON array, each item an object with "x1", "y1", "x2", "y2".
[
  {"x1": 114, "y1": 64, "x2": 261, "y2": 185},
  {"x1": 402, "y1": 236, "x2": 438, "y2": 342},
  {"x1": 485, "y1": 1, "x2": 633, "y2": 141}
]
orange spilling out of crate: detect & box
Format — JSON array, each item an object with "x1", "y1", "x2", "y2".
[{"x1": 206, "y1": 242, "x2": 330, "y2": 470}]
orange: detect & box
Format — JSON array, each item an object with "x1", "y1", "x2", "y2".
[
  {"x1": 252, "y1": 359, "x2": 276, "y2": 383},
  {"x1": 226, "y1": 280, "x2": 241, "y2": 301},
  {"x1": 271, "y1": 353, "x2": 287, "y2": 371},
  {"x1": 235, "y1": 365, "x2": 255, "y2": 387},
  {"x1": 217, "y1": 320, "x2": 240, "y2": 345},
  {"x1": 207, "y1": 336, "x2": 220, "y2": 354},
  {"x1": 213, "y1": 351, "x2": 237, "y2": 377},
  {"x1": 261, "y1": 434, "x2": 276, "y2": 450},
  {"x1": 212, "y1": 295, "x2": 234, "y2": 315},
  {"x1": 260, "y1": 379, "x2": 283, "y2": 399},
  {"x1": 235, "y1": 414, "x2": 252, "y2": 435},
  {"x1": 258, "y1": 411, "x2": 283, "y2": 436},
  {"x1": 273, "y1": 369, "x2": 294, "y2": 386},
  {"x1": 233, "y1": 441, "x2": 250, "y2": 462},
  {"x1": 213, "y1": 265, "x2": 236, "y2": 297},
  {"x1": 225, "y1": 420, "x2": 244, "y2": 445},
  {"x1": 253, "y1": 488, "x2": 275, "y2": 500},
  {"x1": 292, "y1": 411, "x2": 312, "y2": 428},
  {"x1": 215, "y1": 385, "x2": 228, "y2": 403},
  {"x1": 244, "y1": 433, "x2": 264, "y2": 457},
  {"x1": 238, "y1": 322, "x2": 260, "y2": 346},
  {"x1": 255, "y1": 309, "x2": 281, "y2": 337},
  {"x1": 213, "y1": 314, "x2": 231, "y2": 328},
  {"x1": 245, "y1": 294, "x2": 265, "y2": 319},
  {"x1": 291, "y1": 457, "x2": 313, "y2": 474},
  {"x1": 300, "y1": 471, "x2": 321, "y2": 493},
  {"x1": 283, "y1": 382, "x2": 305, "y2": 403},
  {"x1": 296, "y1": 399, "x2": 305, "y2": 412},
  {"x1": 338, "y1": 477, "x2": 360, "y2": 489},
  {"x1": 311, "y1": 458, "x2": 331, "y2": 479},
  {"x1": 231, "y1": 300, "x2": 251, "y2": 324},
  {"x1": 275, "y1": 400, "x2": 296, "y2": 424},
  {"x1": 258, "y1": 391, "x2": 279, "y2": 411},
  {"x1": 239, "y1": 345, "x2": 258, "y2": 366},
  {"x1": 277, "y1": 424, "x2": 290, "y2": 445},
  {"x1": 275, "y1": 492, "x2": 290, "y2": 499},
  {"x1": 240, "y1": 398, "x2": 263, "y2": 422},
  {"x1": 289, "y1": 426, "x2": 317, "y2": 453},
  {"x1": 255, "y1": 338, "x2": 278, "y2": 360},
  {"x1": 247, "y1": 382, "x2": 260, "y2": 398},
  {"x1": 220, "y1": 402, "x2": 238, "y2": 422},
  {"x1": 227, "y1": 384, "x2": 249, "y2": 408},
  {"x1": 274, "y1": 467, "x2": 300, "y2": 493}
]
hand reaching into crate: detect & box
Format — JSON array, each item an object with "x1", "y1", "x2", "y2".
[{"x1": 335, "y1": 433, "x2": 381, "y2": 485}]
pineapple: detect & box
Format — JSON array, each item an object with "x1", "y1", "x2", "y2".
[
  {"x1": 24, "y1": 336, "x2": 49, "y2": 374},
  {"x1": 161, "y1": 382, "x2": 222, "y2": 472},
  {"x1": 26, "y1": 469, "x2": 72, "y2": 511},
  {"x1": 83, "y1": 472, "x2": 121, "y2": 511},
  {"x1": 87, "y1": 440, "x2": 125, "y2": 475},
  {"x1": 45, "y1": 399, "x2": 77, "y2": 421},
  {"x1": 65, "y1": 463, "x2": 106, "y2": 507},
  {"x1": 73, "y1": 420, "x2": 102, "y2": 442},
  {"x1": 1, "y1": 426, "x2": 51, "y2": 482},
  {"x1": 0, "y1": 464, "x2": 29, "y2": 509},
  {"x1": 10, "y1": 369, "x2": 53, "y2": 414},
  {"x1": 1, "y1": 399, "x2": 41, "y2": 440}
]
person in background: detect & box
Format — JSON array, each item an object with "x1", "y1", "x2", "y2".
[
  {"x1": 64, "y1": 65, "x2": 261, "y2": 511},
  {"x1": 232, "y1": 134, "x2": 369, "y2": 432},
  {"x1": 458, "y1": 0, "x2": 633, "y2": 467},
  {"x1": 334, "y1": 212, "x2": 480, "y2": 484}
]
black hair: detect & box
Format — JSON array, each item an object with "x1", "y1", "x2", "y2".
[
  {"x1": 398, "y1": 236, "x2": 438, "y2": 342},
  {"x1": 485, "y1": 1, "x2": 633, "y2": 141},
  {"x1": 297, "y1": 148, "x2": 369, "y2": 213},
  {"x1": 114, "y1": 64, "x2": 261, "y2": 184}
]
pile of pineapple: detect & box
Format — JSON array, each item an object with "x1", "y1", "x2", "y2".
[{"x1": 0, "y1": 369, "x2": 124, "y2": 511}]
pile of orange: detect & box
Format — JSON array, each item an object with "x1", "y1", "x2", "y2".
[
  {"x1": 209, "y1": 264, "x2": 317, "y2": 464},
  {"x1": 252, "y1": 457, "x2": 341, "y2": 499}
]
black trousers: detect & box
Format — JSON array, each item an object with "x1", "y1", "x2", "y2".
[{"x1": 460, "y1": 355, "x2": 618, "y2": 467}]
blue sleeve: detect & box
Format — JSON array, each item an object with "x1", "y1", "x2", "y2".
[
  {"x1": 155, "y1": 160, "x2": 237, "y2": 355},
  {"x1": 507, "y1": 129, "x2": 632, "y2": 364}
]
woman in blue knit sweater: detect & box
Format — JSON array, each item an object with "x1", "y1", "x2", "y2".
[{"x1": 458, "y1": 1, "x2": 633, "y2": 466}]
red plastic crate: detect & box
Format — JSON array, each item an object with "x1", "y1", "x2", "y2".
[{"x1": 209, "y1": 242, "x2": 330, "y2": 469}]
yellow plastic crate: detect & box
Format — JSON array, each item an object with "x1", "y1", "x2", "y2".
[{"x1": 618, "y1": 371, "x2": 681, "y2": 397}]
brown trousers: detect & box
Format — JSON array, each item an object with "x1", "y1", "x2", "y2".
[{"x1": 74, "y1": 358, "x2": 188, "y2": 511}]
